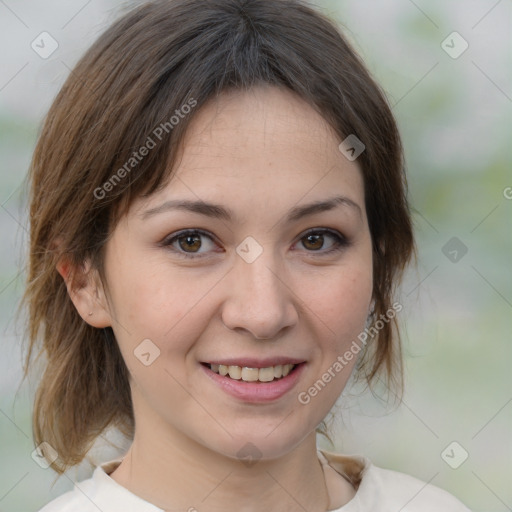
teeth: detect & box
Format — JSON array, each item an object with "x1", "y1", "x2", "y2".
[
  {"x1": 211, "y1": 363, "x2": 296, "y2": 382},
  {"x1": 241, "y1": 367, "x2": 259, "y2": 382},
  {"x1": 257, "y1": 367, "x2": 274, "y2": 382},
  {"x1": 282, "y1": 364, "x2": 293, "y2": 377},
  {"x1": 228, "y1": 365, "x2": 241, "y2": 379}
]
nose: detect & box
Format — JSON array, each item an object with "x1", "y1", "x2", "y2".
[{"x1": 220, "y1": 248, "x2": 299, "y2": 340}]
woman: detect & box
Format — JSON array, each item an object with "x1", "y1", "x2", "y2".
[{"x1": 21, "y1": 0, "x2": 471, "y2": 510}]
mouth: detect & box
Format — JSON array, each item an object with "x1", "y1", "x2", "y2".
[
  {"x1": 200, "y1": 360, "x2": 307, "y2": 402},
  {"x1": 201, "y1": 362, "x2": 301, "y2": 383}
]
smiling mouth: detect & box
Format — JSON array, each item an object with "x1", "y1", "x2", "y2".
[{"x1": 201, "y1": 362, "x2": 301, "y2": 383}]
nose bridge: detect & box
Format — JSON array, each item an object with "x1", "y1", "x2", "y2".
[
  {"x1": 243, "y1": 249, "x2": 279, "y2": 292},
  {"x1": 221, "y1": 238, "x2": 296, "y2": 338},
  {"x1": 236, "y1": 241, "x2": 284, "y2": 308},
  {"x1": 235, "y1": 234, "x2": 280, "y2": 286}
]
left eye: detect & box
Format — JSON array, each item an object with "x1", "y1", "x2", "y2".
[
  {"x1": 161, "y1": 228, "x2": 348, "y2": 259},
  {"x1": 297, "y1": 229, "x2": 348, "y2": 253}
]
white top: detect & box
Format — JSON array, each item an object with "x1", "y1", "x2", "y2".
[{"x1": 38, "y1": 449, "x2": 471, "y2": 511}]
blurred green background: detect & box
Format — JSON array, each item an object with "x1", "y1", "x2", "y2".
[{"x1": 0, "y1": 1, "x2": 510, "y2": 511}]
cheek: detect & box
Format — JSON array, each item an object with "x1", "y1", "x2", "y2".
[
  {"x1": 107, "y1": 260, "x2": 218, "y2": 363},
  {"x1": 300, "y1": 263, "x2": 373, "y2": 349},
  {"x1": 107, "y1": 255, "x2": 181, "y2": 325}
]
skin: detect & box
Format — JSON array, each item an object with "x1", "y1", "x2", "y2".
[{"x1": 59, "y1": 85, "x2": 374, "y2": 512}]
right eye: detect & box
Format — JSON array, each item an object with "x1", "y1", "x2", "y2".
[{"x1": 161, "y1": 229, "x2": 220, "y2": 259}]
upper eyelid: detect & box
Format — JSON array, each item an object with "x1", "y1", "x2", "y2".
[
  {"x1": 164, "y1": 227, "x2": 343, "y2": 240},
  {"x1": 163, "y1": 229, "x2": 217, "y2": 245}
]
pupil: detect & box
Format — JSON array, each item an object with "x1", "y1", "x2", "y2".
[
  {"x1": 182, "y1": 235, "x2": 200, "y2": 252},
  {"x1": 306, "y1": 234, "x2": 322, "y2": 250}
]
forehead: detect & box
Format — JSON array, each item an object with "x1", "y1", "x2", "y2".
[
  {"x1": 182, "y1": 86, "x2": 339, "y2": 164},
  {"x1": 132, "y1": 86, "x2": 365, "y2": 223}
]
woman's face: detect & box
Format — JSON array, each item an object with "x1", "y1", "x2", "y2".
[{"x1": 96, "y1": 85, "x2": 373, "y2": 460}]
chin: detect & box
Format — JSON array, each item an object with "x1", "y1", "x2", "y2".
[{"x1": 197, "y1": 421, "x2": 317, "y2": 463}]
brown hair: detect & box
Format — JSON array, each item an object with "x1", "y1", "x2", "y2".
[{"x1": 19, "y1": 0, "x2": 414, "y2": 474}]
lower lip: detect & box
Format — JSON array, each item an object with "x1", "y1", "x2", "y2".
[{"x1": 200, "y1": 363, "x2": 306, "y2": 403}]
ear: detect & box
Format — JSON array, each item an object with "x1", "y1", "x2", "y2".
[{"x1": 56, "y1": 254, "x2": 112, "y2": 328}]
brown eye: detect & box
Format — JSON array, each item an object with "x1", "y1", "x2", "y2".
[
  {"x1": 178, "y1": 233, "x2": 202, "y2": 253},
  {"x1": 297, "y1": 229, "x2": 349, "y2": 255},
  {"x1": 162, "y1": 229, "x2": 218, "y2": 258},
  {"x1": 302, "y1": 233, "x2": 325, "y2": 251}
]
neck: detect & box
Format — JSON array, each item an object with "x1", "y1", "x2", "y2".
[{"x1": 110, "y1": 421, "x2": 331, "y2": 512}]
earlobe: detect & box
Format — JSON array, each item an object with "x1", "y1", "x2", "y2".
[{"x1": 56, "y1": 256, "x2": 112, "y2": 328}]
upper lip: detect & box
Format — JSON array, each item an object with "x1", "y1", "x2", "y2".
[{"x1": 202, "y1": 357, "x2": 306, "y2": 368}]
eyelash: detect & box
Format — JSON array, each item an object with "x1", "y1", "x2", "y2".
[{"x1": 160, "y1": 228, "x2": 350, "y2": 260}]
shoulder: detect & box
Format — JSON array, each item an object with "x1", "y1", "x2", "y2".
[
  {"x1": 36, "y1": 474, "x2": 97, "y2": 512},
  {"x1": 362, "y1": 464, "x2": 472, "y2": 511},
  {"x1": 318, "y1": 449, "x2": 471, "y2": 511},
  {"x1": 36, "y1": 459, "x2": 162, "y2": 512}
]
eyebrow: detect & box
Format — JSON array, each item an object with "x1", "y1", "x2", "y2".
[{"x1": 140, "y1": 195, "x2": 362, "y2": 223}]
